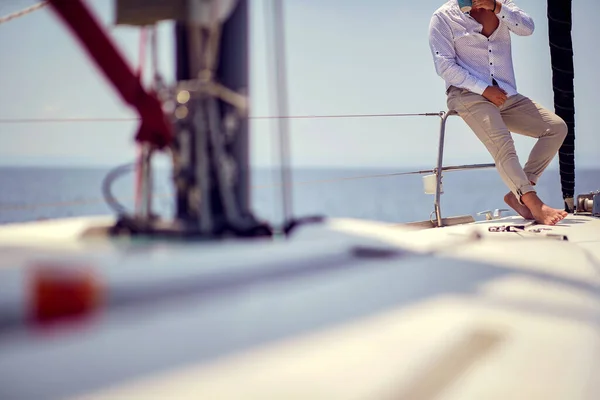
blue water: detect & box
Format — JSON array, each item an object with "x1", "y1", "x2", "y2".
[{"x1": 0, "y1": 166, "x2": 598, "y2": 225}]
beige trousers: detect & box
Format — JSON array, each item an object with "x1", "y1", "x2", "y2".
[{"x1": 447, "y1": 86, "x2": 567, "y2": 203}]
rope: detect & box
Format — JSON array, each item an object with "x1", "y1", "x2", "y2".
[
  {"x1": 150, "y1": 26, "x2": 164, "y2": 91},
  {"x1": 0, "y1": 117, "x2": 138, "y2": 123},
  {"x1": 0, "y1": 1, "x2": 48, "y2": 25},
  {"x1": 136, "y1": 27, "x2": 148, "y2": 79},
  {"x1": 0, "y1": 112, "x2": 444, "y2": 124},
  {"x1": 134, "y1": 28, "x2": 149, "y2": 212},
  {"x1": 102, "y1": 162, "x2": 135, "y2": 215}
]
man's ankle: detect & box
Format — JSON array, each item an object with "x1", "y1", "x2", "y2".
[{"x1": 521, "y1": 191, "x2": 542, "y2": 208}]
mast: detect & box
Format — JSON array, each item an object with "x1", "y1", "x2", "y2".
[
  {"x1": 169, "y1": 0, "x2": 273, "y2": 238},
  {"x1": 49, "y1": 0, "x2": 271, "y2": 238},
  {"x1": 547, "y1": 0, "x2": 576, "y2": 212}
]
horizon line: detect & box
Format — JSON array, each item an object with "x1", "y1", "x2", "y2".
[{"x1": 0, "y1": 163, "x2": 598, "y2": 172}]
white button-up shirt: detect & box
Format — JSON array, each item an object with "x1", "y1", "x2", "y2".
[{"x1": 428, "y1": 0, "x2": 535, "y2": 97}]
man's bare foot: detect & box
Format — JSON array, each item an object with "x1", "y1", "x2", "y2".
[
  {"x1": 530, "y1": 204, "x2": 569, "y2": 225},
  {"x1": 503, "y1": 192, "x2": 534, "y2": 220},
  {"x1": 521, "y1": 192, "x2": 568, "y2": 225}
]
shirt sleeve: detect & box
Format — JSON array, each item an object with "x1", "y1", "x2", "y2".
[
  {"x1": 428, "y1": 14, "x2": 489, "y2": 95},
  {"x1": 496, "y1": 0, "x2": 535, "y2": 36}
]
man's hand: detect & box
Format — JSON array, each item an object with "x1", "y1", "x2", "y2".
[
  {"x1": 482, "y1": 86, "x2": 508, "y2": 107},
  {"x1": 472, "y1": 0, "x2": 501, "y2": 13}
]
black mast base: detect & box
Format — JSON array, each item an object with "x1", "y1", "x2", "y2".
[
  {"x1": 109, "y1": 215, "x2": 275, "y2": 240},
  {"x1": 109, "y1": 215, "x2": 326, "y2": 240},
  {"x1": 108, "y1": 214, "x2": 327, "y2": 240}
]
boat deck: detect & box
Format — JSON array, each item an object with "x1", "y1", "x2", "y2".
[{"x1": 0, "y1": 215, "x2": 598, "y2": 399}]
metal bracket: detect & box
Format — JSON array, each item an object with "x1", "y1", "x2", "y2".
[
  {"x1": 477, "y1": 209, "x2": 510, "y2": 221},
  {"x1": 575, "y1": 190, "x2": 600, "y2": 216}
]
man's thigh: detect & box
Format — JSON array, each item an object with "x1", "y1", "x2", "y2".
[
  {"x1": 447, "y1": 87, "x2": 513, "y2": 155},
  {"x1": 500, "y1": 94, "x2": 565, "y2": 138}
]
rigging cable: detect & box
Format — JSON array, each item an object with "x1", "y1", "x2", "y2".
[
  {"x1": 0, "y1": 1, "x2": 47, "y2": 25},
  {"x1": 0, "y1": 117, "x2": 138, "y2": 123},
  {"x1": 0, "y1": 112, "x2": 445, "y2": 124},
  {"x1": 0, "y1": 164, "x2": 497, "y2": 212}
]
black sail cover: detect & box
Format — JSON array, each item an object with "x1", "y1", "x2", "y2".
[{"x1": 547, "y1": 0, "x2": 576, "y2": 211}]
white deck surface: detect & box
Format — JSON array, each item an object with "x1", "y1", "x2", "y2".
[{"x1": 0, "y1": 214, "x2": 598, "y2": 399}]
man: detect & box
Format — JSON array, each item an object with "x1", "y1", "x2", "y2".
[{"x1": 428, "y1": 0, "x2": 568, "y2": 225}]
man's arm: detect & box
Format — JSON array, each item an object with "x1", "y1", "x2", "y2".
[
  {"x1": 494, "y1": 0, "x2": 535, "y2": 36},
  {"x1": 428, "y1": 14, "x2": 489, "y2": 95}
]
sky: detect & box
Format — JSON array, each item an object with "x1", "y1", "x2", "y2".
[{"x1": 0, "y1": 0, "x2": 598, "y2": 169}]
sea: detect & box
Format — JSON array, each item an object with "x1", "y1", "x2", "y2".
[{"x1": 0, "y1": 166, "x2": 598, "y2": 226}]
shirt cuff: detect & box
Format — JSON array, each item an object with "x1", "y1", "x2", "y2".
[{"x1": 468, "y1": 80, "x2": 490, "y2": 96}]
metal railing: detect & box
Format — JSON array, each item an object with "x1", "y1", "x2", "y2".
[
  {"x1": 432, "y1": 110, "x2": 495, "y2": 227},
  {"x1": 0, "y1": 109, "x2": 497, "y2": 228}
]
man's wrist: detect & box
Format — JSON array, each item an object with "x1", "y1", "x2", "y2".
[
  {"x1": 493, "y1": 0, "x2": 501, "y2": 14},
  {"x1": 471, "y1": 81, "x2": 490, "y2": 95}
]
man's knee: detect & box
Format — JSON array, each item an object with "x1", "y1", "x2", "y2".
[
  {"x1": 557, "y1": 119, "x2": 568, "y2": 140},
  {"x1": 549, "y1": 117, "x2": 568, "y2": 141}
]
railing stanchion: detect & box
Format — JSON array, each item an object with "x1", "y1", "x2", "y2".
[{"x1": 434, "y1": 110, "x2": 457, "y2": 227}]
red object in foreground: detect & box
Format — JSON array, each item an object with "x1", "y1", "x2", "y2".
[
  {"x1": 30, "y1": 265, "x2": 102, "y2": 323},
  {"x1": 47, "y1": 0, "x2": 173, "y2": 149}
]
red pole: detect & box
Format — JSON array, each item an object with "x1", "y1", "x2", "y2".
[{"x1": 47, "y1": 0, "x2": 172, "y2": 149}]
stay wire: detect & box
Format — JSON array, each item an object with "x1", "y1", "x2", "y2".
[
  {"x1": 0, "y1": 0, "x2": 47, "y2": 25},
  {"x1": 0, "y1": 112, "x2": 444, "y2": 124}
]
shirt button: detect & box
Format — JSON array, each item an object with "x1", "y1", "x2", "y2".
[
  {"x1": 490, "y1": 62, "x2": 493, "y2": 65},
  {"x1": 489, "y1": 50, "x2": 492, "y2": 52}
]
